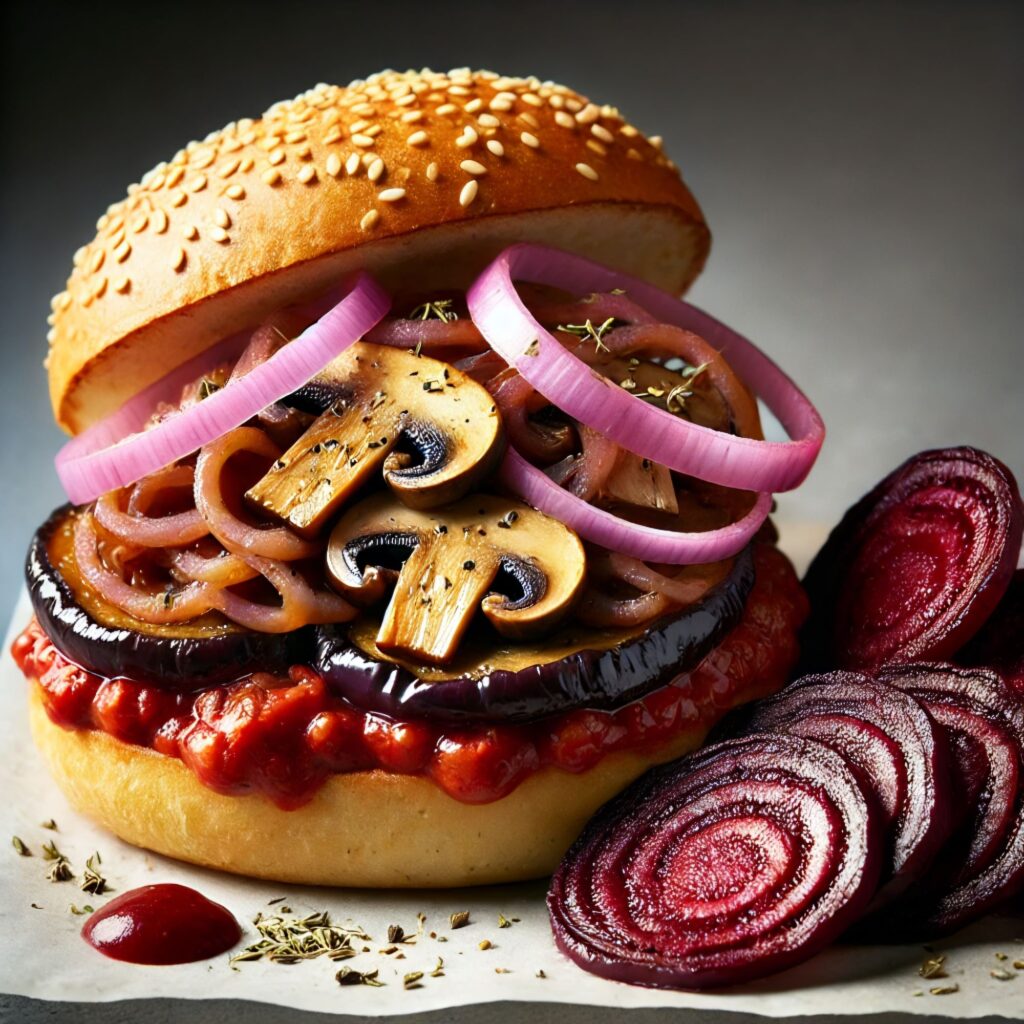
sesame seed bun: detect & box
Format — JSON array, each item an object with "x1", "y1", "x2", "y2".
[
  {"x1": 27, "y1": 680, "x2": 708, "y2": 887},
  {"x1": 46, "y1": 68, "x2": 710, "y2": 435}
]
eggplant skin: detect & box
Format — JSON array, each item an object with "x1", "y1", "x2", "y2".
[
  {"x1": 313, "y1": 546, "x2": 755, "y2": 724},
  {"x1": 26, "y1": 506, "x2": 299, "y2": 690}
]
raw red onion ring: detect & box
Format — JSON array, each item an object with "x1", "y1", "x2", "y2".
[
  {"x1": 467, "y1": 244, "x2": 824, "y2": 494},
  {"x1": 500, "y1": 448, "x2": 771, "y2": 563},
  {"x1": 55, "y1": 272, "x2": 390, "y2": 506}
]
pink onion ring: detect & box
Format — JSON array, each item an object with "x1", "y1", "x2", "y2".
[
  {"x1": 74, "y1": 511, "x2": 218, "y2": 623},
  {"x1": 500, "y1": 448, "x2": 771, "y2": 563},
  {"x1": 95, "y1": 466, "x2": 208, "y2": 548},
  {"x1": 194, "y1": 427, "x2": 318, "y2": 561},
  {"x1": 467, "y1": 244, "x2": 824, "y2": 494},
  {"x1": 55, "y1": 272, "x2": 390, "y2": 506}
]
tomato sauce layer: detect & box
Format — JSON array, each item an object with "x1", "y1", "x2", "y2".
[{"x1": 14, "y1": 545, "x2": 807, "y2": 807}]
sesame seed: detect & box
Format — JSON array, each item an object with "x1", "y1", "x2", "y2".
[
  {"x1": 345, "y1": 153, "x2": 362, "y2": 175},
  {"x1": 521, "y1": 92, "x2": 543, "y2": 107},
  {"x1": 225, "y1": 184, "x2": 246, "y2": 199},
  {"x1": 92, "y1": 277, "x2": 108, "y2": 299},
  {"x1": 191, "y1": 148, "x2": 216, "y2": 168},
  {"x1": 520, "y1": 132, "x2": 539, "y2": 148},
  {"x1": 407, "y1": 130, "x2": 428, "y2": 147},
  {"x1": 113, "y1": 241, "x2": 132, "y2": 262},
  {"x1": 586, "y1": 139, "x2": 608, "y2": 155},
  {"x1": 165, "y1": 166, "x2": 186, "y2": 188},
  {"x1": 395, "y1": 93, "x2": 417, "y2": 107},
  {"x1": 323, "y1": 127, "x2": 343, "y2": 144},
  {"x1": 285, "y1": 130, "x2": 306, "y2": 144},
  {"x1": 426, "y1": 161, "x2": 439, "y2": 181},
  {"x1": 401, "y1": 109, "x2": 424, "y2": 123},
  {"x1": 518, "y1": 112, "x2": 540, "y2": 129},
  {"x1": 172, "y1": 248, "x2": 187, "y2": 272},
  {"x1": 486, "y1": 139, "x2": 504, "y2": 157},
  {"x1": 131, "y1": 214, "x2": 148, "y2": 233},
  {"x1": 464, "y1": 98, "x2": 484, "y2": 113},
  {"x1": 591, "y1": 123, "x2": 614, "y2": 143},
  {"x1": 262, "y1": 168, "x2": 283, "y2": 186},
  {"x1": 187, "y1": 174, "x2": 207, "y2": 193},
  {"x1": 352, "y1": 134, "x2": 374, "y2": 147},
  {"x1": 459, "y1": 180, "x2": 479, "y2": 207},
  {"x1": 379, "y1": 187, "x2": 406, "y2": 202},
  {"x1": 448, "y1": 85, "x2": 470, "y2": 96},
  {"x1": 566, "y1": 98, "x2": 583, "y2": 113},
  {"x1": 367, "y1": 158, "x2": 385, "y2": 181},
  {"x1": 153, "y1": 209, "x2": 169, "y2": 233},
  {"x1": 626, "y1": 147, "x2": 642, "y2": 161},
  {"x1": 297, "y1": 165, "x2": 318, "y2": 184},
  {"x1": 296, "y1": 143, "x2": 313, "y2": 160},
  {"x1": 209, "y1": 225, "x2": 230, "y2": 243},
  {"x1": 495, "y1": 91, "x2": 517, "y2": 103},
  {"x1": 456, "y1": 126, "x2": 479, "y2": 148},
  {"x1": 649, "y1": 135, "x2": 664, "y2": 149},
  {"x1": 575, "y1": 162, "x2": 599, "y2": 180},
  {"x1": 554, "y1": 111, "x2": 575, "y2": 129},
  {"x1": 268, "y1": 149, "x2": 286, "y2": 166},
  {"x1": 218, "y1": 158, "x2": 240, "y2": 178},
  {"x1": 239, "y1": 156, "x2": 254, "y2": 173},
  {"x1": 213, "y1": 208, "x2": 231, "y2": 228},
  {"x1": 489, "y1": 98, "x2": 512, "y2": 112},
  {"x1": 435, "y1": 103, "x2": 457, "y2": 116},
  {"x1": 619, "y1": 123, "x2": 639, "y2": 137},
  {"x1": 325, "y1": 153, "x2": 342, "y2": 177},
  {"x1": 365, "y1": 124, "x2": 382, "y2": 137},
  {"x1": 114, "y1": 276, "x2": 130, "y2": 293},
  {"x1": 460, "y1": 159, "x2": 487, "y2": 176},
  {"x1": 548, "y1": 94, "x2": 565, "y2": 109},
  {"x1": 575, "y1": 103, "x2": 600, "y2": 124},
  {"x1": 477, "y1": 113, "x2": 500, "y2": 128},
  {"x1": 46, "y1": 327, "x2": 57, "y2": 344},
  {"x1": 89, "y1": 250, "x2": 105, "y2": 273},
  {"x1": 183, "y1": 224, "x2": 199, "y2": 241},
  {"x1": 360, "y1": 209, "x2": 380, "y2": 231}
]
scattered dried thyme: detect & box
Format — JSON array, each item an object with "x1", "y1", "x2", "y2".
[{"x1": 231, "y1": 910, "x2": 371, "y2": 965}]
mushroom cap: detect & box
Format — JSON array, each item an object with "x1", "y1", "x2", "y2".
[
  {"x1": 46, "y1": 68, "x2": 710, "y2": 435},
  {"x1": 326, "y1": 491, "x2": 587, "y2": 664}
]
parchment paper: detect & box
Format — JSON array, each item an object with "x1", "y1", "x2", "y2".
[{"x1": 2, "y1": 581, "x2": 1021, "y2": 1019}]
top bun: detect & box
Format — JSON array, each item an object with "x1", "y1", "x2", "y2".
[{"x1": 46, "y1": 68, "x2": 710, "y2": 435}]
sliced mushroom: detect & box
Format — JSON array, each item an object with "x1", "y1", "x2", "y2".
[
  {"x1": 326, "y1": 492, "x2": 586, "y2": 664},
  {"x1": 245, "y1": 343, "x2": 505, "y2": 537}
]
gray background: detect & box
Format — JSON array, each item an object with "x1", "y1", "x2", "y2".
[{"x1": 1, "y1": 1, "x2": 1021, "y2": 1021}]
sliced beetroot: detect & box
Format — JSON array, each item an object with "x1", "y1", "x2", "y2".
[
  {"x1": 872, "y1": 663, "x2": 1024, "y2": 937},
  {"x1": 736, "y1": 672, "x2": 953, "y2": 908},
  {"x1": 960, "y1": 570, "x2": 1024, "y2": 696},
  {"x1": 803, "y1": 447, "x2": 1023, "y2": 673},
  {"x1": 548, "y1": 733, "x2": 882, "y2": 989}
]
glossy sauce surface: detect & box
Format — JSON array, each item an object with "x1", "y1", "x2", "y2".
[
  {"x1": 14, "y1": 546, "x2": 806, "y2": 807},
  {"x1": 82, "y1": 884, "x2": 240, "y2": 964}
]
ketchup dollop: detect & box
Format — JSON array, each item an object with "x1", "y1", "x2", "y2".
[{"x1": 82, "y1": 884, "x2": 240, "y2": 964}]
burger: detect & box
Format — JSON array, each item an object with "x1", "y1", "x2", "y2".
[{"x1": 12, "y1": 68, "x2": 822, "y2": 887}]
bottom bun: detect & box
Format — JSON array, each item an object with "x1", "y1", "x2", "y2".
[{"x1": 29, "y1": 682, "x2": 711, "y2": 887}]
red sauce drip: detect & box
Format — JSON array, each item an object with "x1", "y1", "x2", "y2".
[
  {"x1": 14, "y1": 546, "x2": 807, "y2": 807},
  {"x1": 82, "y1": 884, "x2": 240, "y2": 964}
]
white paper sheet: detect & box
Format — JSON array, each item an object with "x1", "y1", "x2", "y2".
[{"x1": 2, "y1": 587, "x2": 1022, "y2": 1019}]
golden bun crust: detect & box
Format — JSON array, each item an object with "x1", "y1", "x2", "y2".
[
  {"x1": 29, "y1": 681, "x2": 706, "y2": 888},
  {"x1": 47, "y1": 69, "x2": 709, "y2": 435}
]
